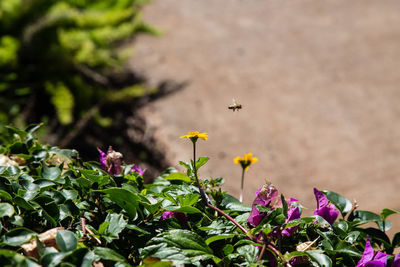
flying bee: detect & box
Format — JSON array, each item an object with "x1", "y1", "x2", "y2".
[{"x1": 228, "y1": 99, "x2": 242, "y2": 112}]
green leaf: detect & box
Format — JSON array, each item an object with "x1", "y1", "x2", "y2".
[
  {"x1": 139, "y1": 197, "x2": 163, "y2": 215},
  {"x1": 98, "y1": 222, "x2": 110, "y2": 235},
  {"x1": 143, "y1": 257, "x2": 173, "y2": 267},
  {"x1": 2, "y1": 165, "x2": 20, "y2": 176},
  {"x1": 306, "y1": 250, "x2": 332, "y2": 267},
  {"x1": 162, "y1": 173, "x2": 191, "y2": 183},
  {"x1": 167, "y1": 206, "x2": 202, "y2": 214},
  {"x1": 178, "y1": 161, "x2": 192, "y2": 174},
  {"x1": 195, "y1": 157, "x2": 209, "y2": 169},
  {"x1": 324, "y1": 190, "x2": 352, "y2": 217},
  {"x1": 5, "y1": 125, "x2": 27, "y2": 140},
  {"x1": 10, "y1": 215, "x2": 24, "y2": 226},
  {"x1": 80, "y1": 169, "x2": 109, "y2": 187},
  {"x1": 94, "y1": 247, "x2": 127, "y2": 263},
  {"x1": 160, "y1": 230, "x2": 212, "y2": 254},
  {"x1": 25, "y1": 123, "x2": 43, "y2": 134},
  {"x1": 81, "y1": 251, "x2": 96, "y2": 267},
  {"x1": 286, "y1": 251, "x2": 308, "y2": 261},
  {"x1": 392, "y1": 232, "x2": 400, "y2": 248},
  {"x1": 345, "y1": 231, "x2": 361, "y2": 244},
  {"x1": 0, "y1": 249, "x2": 40, "y2": 266},
  {"x1": 352, "y1": 210, "x2": 382, "y2": 226},
  {"x1": 126, "y1": 224, "x2": 151, "y2": 235},
  {"x1": 363, "y1": 228, "x2": 391, "y2": 249},
  {"x1": 0, "y1": 190, "x2": 12, "y2": 201},
  {"x1": 56, "y1": 230, "x2": 78, "y2": 252},
  {"x1": 381, "y1": 208, "x2": 400, "y2": 221},
  {"x1": 312, "y1": 215, "x2": 332, "y2": 228},
  {"x1": 281, "y1": 194, "x2": 288, "y2": 218},
  {"x1": 60, "y1": 189, "x2": 78, "y2": 200},
  {"x1": 40, "y1": 252, "x2": 67, "y2": 267},
  {"x1": 76, "y1": 177, "x2": 92, "y2": 189},
  {"x1": 35, "y1": 179, "x2": 56, "y2": 189},
  {"x1": 34, "y1": 195, "x2": 60, "y2": 226},
  {"x1": 0, "y1": 203, "x2": 14, "y2": 218},
  {"x1": 177, "y1": 194, "x2": 199, "y2": 206},
  {"x1": 205, "y1": 234, "x2": 235, "y2": 245},
  {"x1": 13, "y1": 196, "x2": 36, "y2": 210},
  {"x1": 97, "y1": 188, "x2": 139, "y2": 219},
  {"x1": 223, "y1": 244, "x2": 234, "y2": 256},
  {"x1": 221, "y1": 194, "x2": 251, "y2": 212},
  {"x1": 284, "y1": 216, "x2": 317, "y2": 228},
  {"x1": 236, "y1": 245, "x2": 259, "y2": 264},
  {"x1": 377, "y1": 220, "x2": 392, "y2": 232},
  {"x1": 140, "y1": 244, "x2": 185, "y2": 264},
  {"x1": 104, "y1": 213, "x2": 127, "y2": 238},
  {"x1": 334, "y1": 241, "x2": 362, "y2": 257},
  {"x1": 1, "y1": 227, "x2": 36, "y2": 246},
  {"x1": 41, "y1": 164, "x2": 61, "y2": 180}
]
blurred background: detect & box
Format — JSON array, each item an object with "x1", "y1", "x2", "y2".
[
  {"x1": 1, "y1": 0, "x2": 400, "y2": 230},
  {"x1": 0, "y1": 0, "x2": 176, "y2": 179},
  {"x1": 129, "y1": 0, "x2": 400, "y2": 230}
]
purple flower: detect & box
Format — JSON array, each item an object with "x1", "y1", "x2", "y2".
[
  {"x1": 248, "y1": 183, "x2": 280, "y2": 227},
  {"x1": 282, "y1": 198, "x2": 300, "y2": 237},
  {"x1": 130, "y1": 164, "x2": 146, "y2": 176},
  {"x1": 313, "y1": 188, "x2": 339, "y2": 225},
  {"x1": 97, "y1": 146, "x2": 123, "y2": 175},
  {"x1": 97, "y1": 148, "x2": 107, "y2": 171},
  {"x1": 161, "y1": 211, "x2": 189, "y2": 228},
  {"x1": 392, "y1": 254, "x2": 400, "y2": 267},
  {"x1": 356, "y1": 236, "x2": 390, "y2": 267}
]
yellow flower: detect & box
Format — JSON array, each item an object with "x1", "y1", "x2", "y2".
[
  {"x1": 233, "y1": 153, "x2": 258, "y2": 171},
  {"x1": 180, "y1": 131, "x2": 208, "y2": 141}
]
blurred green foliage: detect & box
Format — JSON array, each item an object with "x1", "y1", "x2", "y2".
[{"x1": 0, "y1": 0, "x2": 158, "y2": 136}]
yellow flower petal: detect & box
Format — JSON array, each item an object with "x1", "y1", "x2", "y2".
[
  {"x1": 233, "y1": 153, "x2": 258, "y2": 170},
  {"x1": 233, "y1": 157, "x2": 242, "y2": 164},
  {"x1": 180, "y1": 131, "x2": 208, "y2": 141},
  {"x1": 251, "y1": 157, "x2": 259, "y2": 164},
  {"x1": 197, "y1": 132, "x2": 208, "y2": 140},
  {"x1": 244, "y1": 153, "x2": 253, "y2": 161}
]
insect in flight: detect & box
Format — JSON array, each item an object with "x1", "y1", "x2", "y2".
[{"x1": 228, "y1": 99, "x2": 242, "y2": 112}]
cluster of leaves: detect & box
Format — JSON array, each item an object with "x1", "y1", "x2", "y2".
[
  {"x1": 0, "y1": 125, "x2": 399, "y2": 266},
  {"x1": 0, "y1": 0, "x2": 158, "y2": 139}
]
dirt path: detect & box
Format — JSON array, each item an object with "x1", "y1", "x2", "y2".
[{"x1": 130, "y1": 0, "x2": 400, "y2": 231}]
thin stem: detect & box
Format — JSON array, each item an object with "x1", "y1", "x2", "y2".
[
  {"x1": 266, "y1": 243, "x2": 289, "y2": 266},
  {"x1": 190, "y1": 141, "x2": 252, "y2": 237},
  {"x1": 277, "y1": 230, "x2": 282, "y2": 252},
  {"x1": 192, "y1": 141, "x2": 207, "y2": 203},
  {"x1": 257, "y1": 242, "x2": 267, "y2": 261},
  {"x1": 240, "y1": 167, "x2": 245, "y2": 202},
  {"x1": 345, "y1": 199, "x2": 359, "y2": 220},
  {"x1": 206, "y1": 203, "x2": 249, "y2": 235},
  {"x1": 192, "y1": 141, "x2": 199, "y2": 185}
]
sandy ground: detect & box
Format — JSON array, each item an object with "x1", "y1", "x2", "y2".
[{"x1": 129, "y1": 0, "x2": 400, "y2": 232}]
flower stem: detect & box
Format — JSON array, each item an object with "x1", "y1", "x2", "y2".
[
  {"x1": 266, "y1": 243, "x2": 291, "y2": 266},
  {"x1": 192, "y1": 141, "x2": 207, "y2": 203},
  {"x1": 206, "y1": 202, "x2": 249, "y2": 234},
  {"x1": 240, "y1": 167, "x2": 245, "y2": 202},
  {"x1": 191, "y1": 141, "x2": 252, "y2": 238},
  {"x1": 257, "y1": 242, "x2": 267, "y2": 261}
]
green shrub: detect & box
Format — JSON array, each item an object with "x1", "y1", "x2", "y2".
[
  {"x1": 0, "y1": 125, "x2": 399, "y2": 266},
  {"x1": 0, "y1": 0, "x2": 158, "y2": 137}
]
